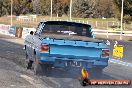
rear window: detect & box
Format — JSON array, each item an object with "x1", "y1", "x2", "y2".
[{"x1": 40, "y1": 23, "x2": 92, "y2": 37}]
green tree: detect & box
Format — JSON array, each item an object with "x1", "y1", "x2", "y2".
[
  {"x1": 113, "y1": 0, "x2": 132, "y2": 23},
  {"x1": 40, "y1": 0, "x2": 50, "y2": 15},
  {"x1": 58, "y1": 0, "x2": 70, "y2": 16},
  {"x1": 40, "y1": 0, "x2": 70, "y2": 16},
  {"x1": 1, "y1": 0, "x2": 33, "y2": 16},
  {"x1": 0, "y1": 0, "x2": 3, "y2": 16},
  {"x1": 32, "y1": 0, "x2": 41, "y2": 14},
  {"x1": 13, "y1": 0, "x2": 33, "y2": 15},
  {"x1": 72, "y1": 0, "x2": 97, "y2": 18},
  {"x1": 95, "y1": 0, "x2": 113, "y2": 18},
  {"x1": 2, "y1": 0, "x2": 10, "y2": 16}
]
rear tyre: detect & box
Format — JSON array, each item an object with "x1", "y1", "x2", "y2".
[
  {"x1": 25, "y1": 51, "x2": 28, "y2": 59},
  {"x1": 25, "y1": 51, "x2": 34, "y2": 69},
  {"x1": 24, "y1": 52, "x2": 29, "y2": 68},
  {"x1": 33, "y1": 55, "x2": 41, "y2": 75},
  {"x1": 33, "y1": 55, "x2": 52, "y2": 76},
  {"x1": 27, "y1": 60, "x2": 33, "y2": 69}
]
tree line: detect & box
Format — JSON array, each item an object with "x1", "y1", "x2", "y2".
[{"x1": 0, "y1": 0, "x2": 131, "y2": 22}]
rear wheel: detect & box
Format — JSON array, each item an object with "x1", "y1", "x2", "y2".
[
  {"x1": 24, "y1": 46, "x2": 28, "y2": 68},
  {"x1": 25, "y1": 51, "x2": 34, "y2": 69},
  {"x1": 24, "y1": 52, "x2": 29, "y2": 68},
  {"x1": 33, "y1": 55, "x2": 41, "y2": 75},
  {"x1": 33, "y1": 55, "x2": 52, "y2": 76}
]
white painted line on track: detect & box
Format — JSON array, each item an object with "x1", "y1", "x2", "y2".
[
  {"x1": 20, "y1": 75, "x2": 49, "y2": 88},
  {"x1": 10, "y1": 85, "x2": 16, "y2": 87},
  {"x1": 109, "y1": 59, "x2": 132, "y2": 67},
  {"x1": 20, "y1": 75, "x2": 34, "y2": 85}
]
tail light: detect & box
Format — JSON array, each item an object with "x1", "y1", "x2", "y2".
[
  {"x1": 102, "y1": 49, "x2": 109, "y2": 57},
  {"x1": 40, "y1": 44, "x2": 49, "y2": 52}
]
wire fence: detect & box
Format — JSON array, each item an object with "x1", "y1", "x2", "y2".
[
  {"x1": 0, "y1": 16, "x2": 132, "y2": 40},
  {"x1": 0, "y1": 16, "x2": 131, "y2": 30}
]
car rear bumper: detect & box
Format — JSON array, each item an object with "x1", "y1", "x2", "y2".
[{"x1": 39, "y1": 54, "x2": 108, "y2": 69}]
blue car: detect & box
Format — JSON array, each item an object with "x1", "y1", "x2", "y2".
[{"x1": 24, "y1": 21, "x2": 109, "y2": 75}]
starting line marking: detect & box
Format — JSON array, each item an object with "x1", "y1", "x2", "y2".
[{"x1": 109, "y1": 59, "x2": 132, "y2": 67}]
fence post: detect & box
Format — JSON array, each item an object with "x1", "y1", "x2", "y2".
[
  {"x1": 36, "y1": 18, "x2": 37, "y2": 22},
  {"x1": 87, "y1": 21, "x2": 88, "y2": 24},
  {"x1": 107, "y1": 31, "x2": 109, "y2": 38},
  {"x1": 101, "y1": 21, "x2": 103, "y2": 28},
  {"x1": 112, "y1": 21, "x2": 115, "y2": 25},
  {"x1": 107, "y1": 21, "x2": 109, "y2": 38},
  {"x1": 20, "y1": 19, "x2": 22, "y2": 27},
  {"x1": 95, "y1": 21, "x2": 97, "y2": 28},
  {"x1": 32, "y1": 18, "x2": 34, "y2": 22}
]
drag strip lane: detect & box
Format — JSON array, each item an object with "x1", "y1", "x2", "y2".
[{"x1": 0, "y1": 34, "x2": 132, "y2": 88}]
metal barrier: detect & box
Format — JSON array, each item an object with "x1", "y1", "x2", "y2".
[{"x1": 93, "y1": 29, "x2": 132, "y2": 37}]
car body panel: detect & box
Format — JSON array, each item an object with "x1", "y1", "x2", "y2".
[{"x1": 24, "y1": 21, "x2": 109, "y2": 69}]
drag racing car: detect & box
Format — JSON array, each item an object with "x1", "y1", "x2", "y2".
[{"x1": 24, "y1": 21, "x2": 109, "y2": 75}]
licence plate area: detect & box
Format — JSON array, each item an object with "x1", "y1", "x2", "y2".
[
  {"x1": 54, "y1": 59, "x2": 94, "y2": 68},
  {"x1": 65, "y1": 60, "x2": 82, "y2": 67},
  {"x1": 65, "y1": 60, "x2": 94, "y2": 68}
]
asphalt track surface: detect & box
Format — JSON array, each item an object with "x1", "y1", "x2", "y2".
[{"x1": 0, "y1": 34, "x2": 132, "y2": 88}]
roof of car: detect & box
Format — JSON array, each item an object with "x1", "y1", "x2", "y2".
[{"x1": 42, "y1": 21, "x2": 91, "y2": 27}]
